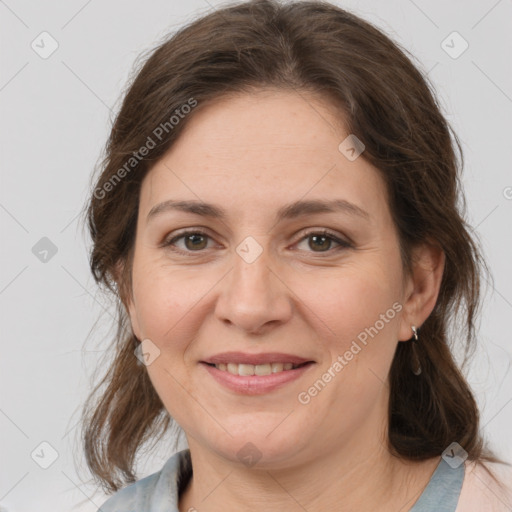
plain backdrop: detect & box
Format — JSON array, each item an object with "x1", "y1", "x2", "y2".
[{"x1": 1, "y1": 0, "x2": 511, "y2": 510}]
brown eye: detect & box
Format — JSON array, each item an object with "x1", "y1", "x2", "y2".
[
  {"x1": 295, "y1": 230, "x2": 352, "y2": 254},
  {"x1": 308, "y1": 234, "x2": 333, "y2": 252},
  {"x1": 163, "y1": 230, "x2": 213, "y2": 254},
  {"x1": 183, "y1": 233, "x2": 208, "y2": 251}
]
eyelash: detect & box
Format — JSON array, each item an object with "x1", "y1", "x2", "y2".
[{"x1": 161, "y1": 228, "x2": 353, "y2": 257}]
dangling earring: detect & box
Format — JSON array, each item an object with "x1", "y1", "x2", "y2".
[{"x1": 411, "y1": 325, "x2": 421, "y2": 375}]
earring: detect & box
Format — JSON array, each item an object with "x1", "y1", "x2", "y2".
[{"x1": 411, "y1": 325, "x2": 421, "y2": 375}]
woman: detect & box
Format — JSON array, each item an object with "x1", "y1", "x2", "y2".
[{"x1": 81, "y1": 1, "x2": 512, "y2": 510}]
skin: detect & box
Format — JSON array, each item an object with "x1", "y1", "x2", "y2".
[{"x1": 123, "y1": 89, "x2": 445, "y2": 511}]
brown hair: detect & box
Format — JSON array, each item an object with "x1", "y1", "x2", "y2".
[{"x1": 81, "y1": 0, "x2": 504, "y2": 494}]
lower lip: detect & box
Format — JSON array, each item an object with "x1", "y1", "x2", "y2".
[{"x1": 200, "y1": 362, "x2": 315, "y2": 395}]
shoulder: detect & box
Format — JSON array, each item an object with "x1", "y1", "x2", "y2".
[
  {"x1": 98, "y1": 471, "x2": 161, "y2": 512},
  {"x1": 97, "y1": 449, "x2": 192, "y2": 512},
  {"x1": 456, "y1": 459, "x2": 512, "y2": 512}
]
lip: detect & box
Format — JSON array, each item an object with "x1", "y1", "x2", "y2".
[
  {"x1": 201, "y1": 352, "x2": 314, "y2": 365},
  {"x1": 200, "y1": 361, "x2": 315, "y2": 395}
]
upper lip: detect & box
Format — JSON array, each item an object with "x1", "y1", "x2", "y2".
[{"x1": 201, "y1": 352, "x2": 314, "y2": 365}]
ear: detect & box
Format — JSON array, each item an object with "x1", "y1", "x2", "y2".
[
  {"x1": 398, "y1": 241, "x2": 445, "y2": 342},
  {"x1": 112, "y1": 259, "x2": 142, "y2": 340}
]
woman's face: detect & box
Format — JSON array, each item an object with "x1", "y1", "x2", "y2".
[{"x1": 126, "y1": 89, "x2": 416, "y2": 468}]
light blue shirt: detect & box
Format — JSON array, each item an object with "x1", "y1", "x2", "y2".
[{"x1": 97, "y1": 449, "x2": 464, "y2": 511}]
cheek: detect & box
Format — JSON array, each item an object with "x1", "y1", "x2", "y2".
[
  {"x1": 297, "y1": 269, "x2": 401, "y2": 420},
  {"x1": 131, "y1": 261, "x2": 198, "y2": 344},
  {"x1": 300, "y1": 264, "x2": 400, "y2": 342},
  {"x1": 295, "y1": 263, "x2": 403, "y2": 406}
]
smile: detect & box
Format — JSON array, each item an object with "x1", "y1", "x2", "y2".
[
  {"x1": 209, "y1": 362, "x2": 308, "y2": 376},
  {"x1": 201, "y1": 361, "x2": 315, "y2": 395}
]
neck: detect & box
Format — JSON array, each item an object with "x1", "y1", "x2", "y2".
[{"x1": 179, "y1": 426, "x2": 440, "y2": 511}]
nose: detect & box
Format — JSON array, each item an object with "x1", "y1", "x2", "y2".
[{"x1": 214, "y1": 245, "x2": 293, "y2": 335}]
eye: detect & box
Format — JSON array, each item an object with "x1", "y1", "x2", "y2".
[
  {"x1": 162, "y1": 229, "x2": 215, "y2": 254},
  {"x1": 161, "y1": 228, "x2": 352, "y2": 256},
  {"x1": 294, "y1": 230, "x2": 352, "y2": 254}
]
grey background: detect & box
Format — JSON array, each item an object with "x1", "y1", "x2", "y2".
[{"x1": 0, "y1": 0, "x2": 511, "y2": 510}]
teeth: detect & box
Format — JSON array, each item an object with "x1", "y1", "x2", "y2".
[{"x1": 214, "y1": 362, "x2": 298, "y2": 375}]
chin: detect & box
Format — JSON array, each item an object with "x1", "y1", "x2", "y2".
[{"x1": 201, "y1": 429, "x2": 309, "y2": 469}]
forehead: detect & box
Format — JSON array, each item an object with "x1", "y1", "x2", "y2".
[{"x1": 139, "y1": 89, "x2": 389, "y2": 225}]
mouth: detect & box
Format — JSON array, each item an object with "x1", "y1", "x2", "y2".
[
  {"x1": 203, "y1": 361, "x2": 311, "y2": 376},
  {"x1": 199, "y1": 353, "x2": 316, "y2": 395}
]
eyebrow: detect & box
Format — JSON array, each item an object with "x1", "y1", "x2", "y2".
[{"x1": 146, "y1": 198, "x2": 370, "y2": 223}]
